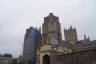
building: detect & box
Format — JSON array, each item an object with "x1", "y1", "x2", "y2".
[
  {"x1": 42, "y1": 13, "x2": 62, "y2": 45},
  {"x1": 64, "y1": 26, "x2": 78, "y2": 44},
  {"x1": 23, "y1": 27, "x2": 41, "y2": 64},
  {"x1": 37, "y1": 13, "x2": 72, "y2": 64},
  {"x1": 0, "y1": 56, "x2": 12, "y2": 64},
  {"x1": 23, "y1": 13, "x2": 96, "y2": 64}
]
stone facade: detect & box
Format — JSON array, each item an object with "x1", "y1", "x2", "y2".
[
  {"x1": 56, "y1": 48, "x2": 96, "y2": 64},
  {"x1": 36, "y1": 13, "x2": 96, "y2": 64},
  {"x1": 64, "y1": 26, "x2": 78, "y2": 44},
  {"x1": 37, "y1": 45, "x2": 96, "y2": 64},
  {"x1": 23, "y1": 13, "x2": 96, "y2": 64},
  {"x1": 64, "y1": 26, "x2": 78, "y2": 42},
  {"x1": 42, "y1": 13, "x2": 62, "y2": 45},
  {"x1": 37, "y1": 44, "x2": 71, "y2": 64}
]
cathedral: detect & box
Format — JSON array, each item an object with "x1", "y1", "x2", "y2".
[{"x1": 23, "y1": 13, "x2": 96, "y2": 64}]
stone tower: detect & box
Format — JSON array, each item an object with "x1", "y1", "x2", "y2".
[
  {"x1": 23, "y1": 27, "x2": 41, "y2": 64},
  {"x1": 37, "y1": 13, "x2": 71, "y2": 64},
  {"x1": 64, "y1": 26, "x2": 78, "y2": 42},
  {"x1": 42, "y1": 13, "x2": 62, "y2": 45}
]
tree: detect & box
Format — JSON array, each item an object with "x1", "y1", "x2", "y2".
[{"x1": 3, "y1": 53, "x2": 13, "y2": 58}]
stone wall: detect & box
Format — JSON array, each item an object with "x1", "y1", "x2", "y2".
[{"x1": 56, "y1": 48, "x2": 96, "y2": 64}]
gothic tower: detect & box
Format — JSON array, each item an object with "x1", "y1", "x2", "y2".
[
  {"x1": 23, "y1": 27, "x2": 41, "y2": 64},
  {"x1": 64, "y1": 26, "x2": 78, "y2": 43},
  {"x1": 42, "y1": 13, "x2": 62, "y2": 45}
]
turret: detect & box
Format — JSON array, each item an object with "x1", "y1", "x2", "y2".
[
  {"x1": 84, "y1": 34, "x2": 90, "y2": 43},
  {"x1": 64, "y1": 26, "x2": 78, "y2": 44}
]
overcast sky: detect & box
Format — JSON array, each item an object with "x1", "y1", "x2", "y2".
[{"x1": 0, "y1": 0, "x2": 96, "y2": 57}]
